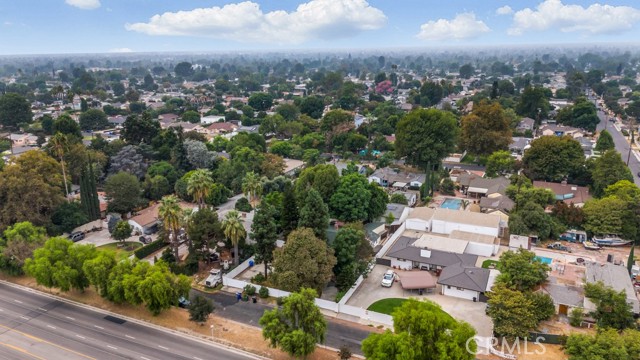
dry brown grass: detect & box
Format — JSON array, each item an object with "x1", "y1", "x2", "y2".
[{"x1": 0, "y1": 274, "x2": 341, "y2": 360}]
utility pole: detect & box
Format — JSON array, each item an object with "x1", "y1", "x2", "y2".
[{"x1": 626, "y1": 117, "x2": 635, "y2": 166}]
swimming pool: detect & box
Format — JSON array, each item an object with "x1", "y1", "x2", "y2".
[
  {"x1": 535, "y1": 256, "x2": 553, "y2": 265},
  {"x1": 440, "y1": 198, "x2": 462, "y2": 210}
]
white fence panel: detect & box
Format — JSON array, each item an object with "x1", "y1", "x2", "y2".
[
  {"x1": 338, "y1": 275, "x2": 364, "y2": 305},
  {"x1": 225, "y1": 256, "x2": 254, "y2": 279},
  {"x1": 376, "y1": 223, "x2": 405, "y2": 258},
  {"x1": 315, "y1": 298, "x2": 339, "y2": 313}
]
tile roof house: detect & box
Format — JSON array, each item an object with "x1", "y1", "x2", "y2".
[
  {"x1": 437, "y1": 262, "x2": 496, "y2": 301},
  {"x1": 516, "y1": 117, "x2": 535, "y2": 133},
  {"x1": 533, "y1": 181, "x2": 591, "y2": 207},
  {"x1": 386, "y1": 236, "x2": 478, "y2": 271},
  {"x1": 509, "y1": 137, "x2": 531, "y2": 155},
  {"x1": 479, "y1": 193, "x2": 515, "y2": 213},
  {"x1": 464, "y1": 176, "x2": 510, "y2": 199},
  {"x1": 539, "y1": 124, "x2": 585, "y2": 138},
  {"x1": 539, "y1": 283, "x2": 584, "y2": 315},
  {"x1": 158, "y1": 113, "x2": 180, "y2": 122},
  {"x1": 203, "y1": 122, "x2": 239, "y2": 136}
]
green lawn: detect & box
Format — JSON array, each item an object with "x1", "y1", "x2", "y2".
[
  {"x1": 367, "y1": 298, "x2": 454, "y2": 321},
  {"x1": 98, "y1": 242, "x2": 142, "y2": 262},
  {"x1": 482, "y1": 259, "x2": 500, "y2": 269}
]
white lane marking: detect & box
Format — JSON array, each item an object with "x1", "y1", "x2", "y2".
[
  {"x1": 194, "y1": 357, "x2": 204, "y2": 360},
  {"x1": 47, "y1": 325, "x2": 56, "y2": 329},
  {"x1": 158, "y1": 345, "x2": 169, "y2": 350},
  {"x1": 66, "y1": 316, "x2": 75, "y2": 321},
  {"x1": 76, "y1": 334, "x2": 86, "y2": 339},
  {"x1": 94, "y1": 325, "x2": 104, "y2": 330},
  {"x1": 141, "y1": 357, "x2": 151, "y2": 360},
  {"x1": 13, "y1": 300, "x2": 22, "y2": 304},
  {"x1": 107, "y1": 345, "x2": 117, "y2": 350},
  {"x1": 37, "y1": 308, "x2": 46, "y2": 311},
  {"x1": 125, "y1": 335, "x2": 135, "y2": 339},
  {"x1": 0, "y1": 308, "x2": 4, "y2": 311},
  {"x1": 19, "y1": 316, "x2": 29, "y2": 320}
]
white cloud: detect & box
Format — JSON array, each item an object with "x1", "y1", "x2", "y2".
[
  {"x1": 65, "y1": 0, "x2": 101, "y2": 10},
  {"x1": 496, "y1": 6, "x2": 513, "y2": 15},
  {"x1": 109, "y1": 48, "x2": 133, "y2": 53},
  {"x1": 416, "y1": 13, "x2": 490, "y2": 41},
  {"x1": 125, "y1": 0, "x2": 386, "y2": 44},
  {"x1": 509, "y1": 0, "x2": 640, "y2": 36}
]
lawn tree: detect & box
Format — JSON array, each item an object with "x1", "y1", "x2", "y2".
[
  {"x1": 0, "y1": 93, "x2": 33, "y2": 130},
  {"x1": 496, "y1": 249, "x2": 550, "y2": 291},
  {"x1": 241, "y1": 171, "x2": 263, "y2": 204},
  {"x1": 330, "y1": 173, "x2": 371, "y2": 223},
  {"x1": 137, "y1": 262, "x2": 191, "y2": 315},
  {"x1": 565, "y1": 328, "x2": 640, "y2": 360},
  {"x1": 395, "y1": 108, "x2": 458, "y2": 196},
  {"x1": 281, "y1": 185, "x2": 299, "y2": 236},
  {"x1": 121, "y1": 112, "x2": 161, "y2": 145},
  {"x1": 583, "y1": 196, "x2": 637, "y2": 242},
  {"x1": 105, "y1": 172, "x2": 142, "y2": 215},
  {"x1": 188, "y1": 295, "x2": 215, "y2": 324},
  {"x1": 24, "y1": 237, "x2": 97, "y2": 292},
  {"x1": 298, "y1": 188, "x2": 329, "y2": 240},
  {"x1": 109, "y1": 145, "x2": 148, "y2": 179},
  {"x1": 79, "y1": 109, "x2": 109, "y2": 130},
  {"x1": 367, "y1": 182, "x2": 388, "y2": 222},
  {"x1": 522, "y1": 135, "x2": 584, "y2": 182},
  {"x1": 271, "y1": 228, "x2": 336, "y2": 295},
  {"x1": 259, "y1": 288, "x2": 327, "y2": 359},
  {"x1": 251, "y1": 202, "x2": 278, "y2": 279},
  {"x1": 83, "y1": 251, "x2": 117, "y2": 297},
  {"x1": 186, "y1": 207, "x2": 222, "y2": 261},
  {"x1": 590, "y1": 150, "x2": 633, "y2": 197},
  {"x1": 362, "y1": 299, "x2": 476, "y2": 360},
  {"x1": 52, "y1": 114, "x2": 82, "y2": 140},
  {"x1": 187, "y1": 169, "x2": 214, "y2": 209},
  {"x1": 584, "y1": 281, "x2": 635, "y2": 330},
  {"x1": 516, "y1": 86, "x2": 550, "y2": 121},
  {"x1": 112, "y1": 221, "x2": 132, "y2": 244},
  {"x1": 294, "y1": 164, "x2": 340, "y2": 205},
  {"x1": 222, "y1": 210, "x2": 246, "y2": 266},
  {"x1": 389, "y1": 193, "x2": 408, "y2": 205}
]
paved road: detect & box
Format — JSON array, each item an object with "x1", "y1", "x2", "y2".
[
  {"x1": 193, "y1": 289, "x2": 373, "y2": 355},
  {"x1": 0, "y1": 282, "x2": 259, "y2": 360},
  {"x1": 593, "y1": 98, "x2": 640, "y2": 186}
]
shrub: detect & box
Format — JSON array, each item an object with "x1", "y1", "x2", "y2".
[
  {"x1": 244, "y1": 284, "x2": 256, "y2": 296},
  {"x1": 569, "y1": 307, "x2": 584, "y2": 327},
  {"x1": 258, "y1": 286, "x2": 269, "y2": 298},
  {"x1": 134, "y1": 239, "x2": 167, "y2": 259},
  {"x1": 338, "y1": 345, "x2": 352, "y2": 360},
  {"x1": 252, "y1": 273, "x2": 265, "y2": 284},
  {"x1": 235, "y1": 197, "x2": 253, "y2": 212},
  {"x1": 276, "y1": 296, "x2": 285, "y2": 306}
]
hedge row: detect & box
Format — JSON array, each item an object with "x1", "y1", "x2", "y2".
[{"x1": 134, "y1": 239, "x2": 167, "y2": 259}]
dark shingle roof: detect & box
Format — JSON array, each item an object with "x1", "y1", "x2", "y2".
[
  {"x1": 437, "y1": 262, "x2": 490, "y2": 292},
  {"x1": 386, "y1": 236, "x2": 477, "y2": 267}
]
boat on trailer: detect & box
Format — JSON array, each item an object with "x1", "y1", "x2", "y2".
[
  {"x1": 591, "y1": 235, "x2": 632, "y2": 247},
  {"x1": 583, "y1": 241, "x2": 601, "y2": 250}
]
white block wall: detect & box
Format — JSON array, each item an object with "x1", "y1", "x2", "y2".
[{"x1": 442, "y1": 285, "x2": 480, "y2": 301}]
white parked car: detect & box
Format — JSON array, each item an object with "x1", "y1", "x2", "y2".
[{"x1": 381, "y1": 270, "x2": 395, "y2": 287}]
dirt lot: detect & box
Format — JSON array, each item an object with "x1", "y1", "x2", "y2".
[{"x1": 0, "y1": 274, "x2": 344, "y2": 360}]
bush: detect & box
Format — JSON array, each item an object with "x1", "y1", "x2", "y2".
[
  {"x1": 338, "y1": 345, "x2": 352, "y2": 360},
  {"x1": 134, "y1": 239, "x2": 167, "y2": 259},
  {"x1": 235, "y1": 197, "x2": 253, "y2": 212},
  {"x1": 276, "y1": 296, "x2": 285, "y2": 306},
  {"x1": 244, "y1": 284, "x2": 256, "y2": 296},
  {"x1": 569, "y1": 307, "x2": 584, "y2": 327},
  {"x1": 258, "y1": 286, "x2": 269, "y2": 298},
  {"x1": 252, "y1": 273, "x2": 265, "y2": 284}
]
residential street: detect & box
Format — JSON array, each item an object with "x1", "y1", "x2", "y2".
[
  {"x1": 192, "y1": 289, "x2": 374, "y2": 355},
  {"x1": 0, "y1": 282, "x2": 260, "y2": 360},
  {"x1": 593, "y1": 98, "x2": 640, "y2": 186}
]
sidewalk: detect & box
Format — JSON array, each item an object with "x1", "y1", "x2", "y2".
[{"x1": 191, "y1": 289, "x2": 375, "y2": 355}]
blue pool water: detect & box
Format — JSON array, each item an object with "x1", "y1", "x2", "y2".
[
  {"x1": 535, "y1": 256, "x2": 553, "y2": 265},
  {"x1": 440, "y1": 198, "x2": 463, "y2": 210}
]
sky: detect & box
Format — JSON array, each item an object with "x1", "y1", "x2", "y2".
[{"x1": 1, "y1": 0, "x2": 640, "y2": 55}]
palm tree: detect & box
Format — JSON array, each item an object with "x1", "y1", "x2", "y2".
[
  {"x1": 159, "y1": 195, "x2": 183, "y2": 261},
  {"x1": 241, "y1": 171, "x2": 262, "y2": 205},
  {"x1": 49, "y1": 133, "x2": 70, "y2": 202},
  {"x1": 187, "y1": 169, "x2": 214, "y2": 209},
  {"x1": 222, "y1": 210, "x2": 246, "y2": 266}
]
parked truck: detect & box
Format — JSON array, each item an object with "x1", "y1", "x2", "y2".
[{"x1": 205, "y1": 269, "x2": 222, "y2": 288}]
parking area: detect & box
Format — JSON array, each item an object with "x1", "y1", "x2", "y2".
[
  {"x1": 347, "y1": 264, "x2": 492, "y2": 336},
  {"x1": 77, "y1": 228, "x2": 157, "y2": 247}
]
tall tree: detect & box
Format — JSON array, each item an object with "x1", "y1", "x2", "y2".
[
  {"x1": 595, "y1": 130, "x2": 615, "y2": 152},
  {"x1": 80, "y1": 162, "x2": 100, "y2": 221},
  {"x1": 330, "y1": 173, "x2": 371, "y2": 223},
  {"x1": 486, "y1": 150, "x2": 515, "y2": 177},
  {"x1": 222, "y1": 210, "x2": 246, "y2": 266},
  {"x1": 281, "y1": 185, "x2": 299, "y2": 236},
  {"x1": 104, "y1": 172, "x2": 142, "y2": 215},
  {"x1": 362, "y1": 299, "x2": 476, "y2": 360},
  {"x1": 591, "y1": 150, "x2": 633, "y2": 197},
  {"x1": 186, "y1": 207, "x2": 221, "y2": 260},
  {"x1": 516, "y1": 86, "x2": 550, "y2": 121},
  {"x1": 460, "y1": 101, "x2": 512, "y2": 157},
  {"x1": 395, "y1": 109, "x2": 458, "y2": 195},
  {"x1": 83, "y1": 251, "x2": 116, "y2": 297},
  {"x1": 0, "y1": 222, "x2": 47, "y2": 274},
  {"x1": 241, "y1": 171, "x2": 262, "y2": 204},
  {"x1": 121, "y1": 112, "x2": 161, "y2": 145},
  {"x1": 187, "y1": 169, "x2": 214, "y2": 209},
  {"x1": 565, "y1": 328, "x2": 640, "y2": 360},
  {"x1": 298, "y1": 188, "x2": 329, "y2": 240},
  {"x1": 79, "y1": 109, "x2": 109, "y2": 130},
  {"x1": 584, "y1": 281, "x2": 635, "y2": 330},
  {"x1": 367, "y1": 182, "x2": 388, "y2": 222},
  {"x1": 251, "y1": 202, "x2": 278, "y2": 279},
  {"x1": 487, "y1": 283, "x2": 539, "y2": 339},
  {"x1": 496, "y1": 249, "x2": 550, "y2": 291},
  {"x1": 158, "y1": 195, "x2": 183, "y2": 261},
  {"x1": 522, "y1": 135, "x2": 585, "y2": 181},
  {"x1": 49, "y1": 133, "x2": 71, "y2": 202},
  {"x1": 271, "y1": 228, "x2": 336, "y2": 294},
  {"x1": 332, "y1": 225, "x2": 374, "y2": 291},
  {"x1": 0, "y1": 93, "x2": 33, "y2": 130},
  {"x1": 259, "y1": 288, "x2": 327, "y2": 359}
]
